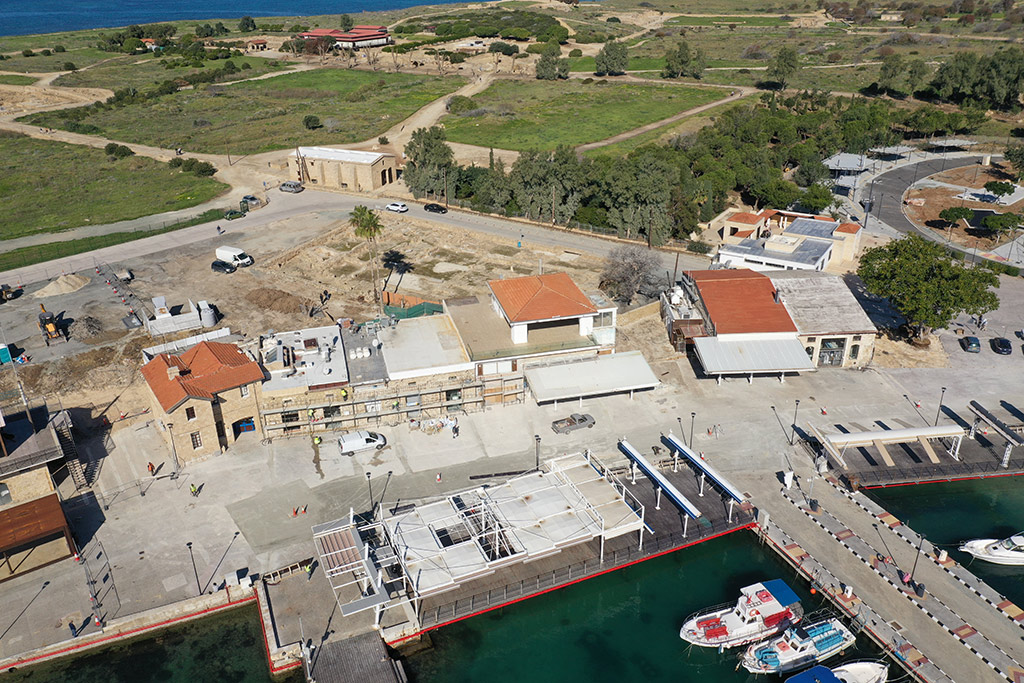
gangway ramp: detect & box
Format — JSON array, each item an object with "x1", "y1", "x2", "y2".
[
  {"x1": 617, "y1": 439, "x2": 702, "y2": 519},
  {"x1": 660, "y1": 432, "x2": 744, "y2": 503},
  {"x1": 810, "y1": 424, "x2": 964, "y2": 470}
]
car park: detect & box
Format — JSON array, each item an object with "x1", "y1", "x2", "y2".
[
  {"x1": 385, "y1": 202, "x2": 408, "y2": 213},
  {"x1": 960, "y1": 336, "x2": 981, "y2": 353},
  {"x1": 211, "y1": 260, "x2": 237, "y2": 274},
  {"x1": 279, "y1": 180, "x2": 304, "y2": 193},
  {"x1": 992, "y1": 337, "x2": 1013, "y2": 355},
  {"x1": 337, "y1": 430, "x2": 387, "y2": 456},
  {"x1": 424, "y1": 203, "x2": 447, "y2": 214}
]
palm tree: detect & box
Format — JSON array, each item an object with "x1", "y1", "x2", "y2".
[{"x1": 349, "y1": 205, "x2": 384, "y2": 317}]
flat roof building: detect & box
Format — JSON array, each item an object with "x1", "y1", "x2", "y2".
[
  {"x1": 291, "y1": 146, "x2": 397, "y2": 193},
  {"x1": 717, "y1": 210, "x2": 862, "y2": 272}
]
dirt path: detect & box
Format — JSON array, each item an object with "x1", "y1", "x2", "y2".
[{"x1": 576, "y1": 86, "x2": 755, "y2": 152}]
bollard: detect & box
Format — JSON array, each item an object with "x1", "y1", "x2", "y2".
[{"x1": 938, "y1": 549, "x2": 948, "y2": 562}]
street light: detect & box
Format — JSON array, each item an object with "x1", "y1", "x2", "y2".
[
  {"x1": 689, "y1": 412, "x2": 696, "y2": 450},
  {"x1": 167, "y1": 423, "x2": 180, "y2": 480},
  {"x1": 534, "y1": 435, "x2": 541, "y2": 471},
  {"x1": 676, "y1": 416, "x2": 683, "y2": 444},
  {"x1": 186, "y1": 542, "x2": 200, "y2": 596},
  {"x1": 365, "y1": 472, "x2": 374, "y2": 520},
  {"x1": 934, "y1": 387, "x2": 947, "y2": 427},
  {"x1": 791, "y1": 399, "x2": 801, "y2": 446},
  {"x1": 910, "y1": 533, "x2": 927, "y2": 597}
]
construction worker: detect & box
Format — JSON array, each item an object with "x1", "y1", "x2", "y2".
[
  {"x1": 341, "y1": 388, "x2": 348, "y2": 401},
  {"x1": 307, "y1": 408, "x2": 314, "y2": 421},
  {"x1": 305, "y1": 563, "x2": 314, "y2": 581},
  {"x1": 313, "y1": 436, "x2": 322, "y2": 445}
]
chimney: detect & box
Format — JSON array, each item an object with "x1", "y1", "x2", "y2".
[
  {"x1": 773, "y1": 290, "x2": 780, "y2": 304},
  {"x1": 167, "y1": 364, "x2": 181, "y2": 381}
]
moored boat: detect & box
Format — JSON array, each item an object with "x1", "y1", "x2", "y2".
[
  {"x1": 741, "y1": 616, "x2": 856, "y2": 674},
  {"x1": 959, "y1": 532, "x2": 1024, "y2": 565},
  {"x1": 784, "y1": 661, "x2": 889, "y2": 683},
  {"x1": 679, "y1": 579, "x2": 803, "y2": 649}
]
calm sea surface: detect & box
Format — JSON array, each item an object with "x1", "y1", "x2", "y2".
[{"x1": 0, "y1": 0, "x2": 469, "y2": 37}]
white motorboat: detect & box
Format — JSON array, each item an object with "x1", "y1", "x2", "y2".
[
  {"x1": 959, "y1": 532, "x2": 1024, "y2": 565},
  {"x1": 679, "y1": 579, "x2": 803, "y2": 649},
  {"x1": 784, "y1": 662, "x2": 888, "y2": 683},
  {"x1": 742, "y1": 616, "x2": 857, "y2": 674}
]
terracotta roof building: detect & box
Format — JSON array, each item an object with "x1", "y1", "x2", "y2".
[
  {"x1": 142, "y1": 342, "x2": 265, "y2": 461},
  {"x1": 688, "y1": 270, "x2": 796, "y2": 335},
  {"x1": 488, "y1": 273, "x2": 596, "y2": 324}
]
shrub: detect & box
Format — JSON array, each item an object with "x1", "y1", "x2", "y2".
[
  {"x1": 104, "y1": 142, "x2": 119, "y2": 155},
  {"x1": 63, "y1": 62, "x2": 77, "y2": 71},
  {"x1": 449, "y1": 51, "x2": 467, "y2": 63},
  {"x1": 168, "y1": 157, "x2": 184, "y2": 168},
  {"x1": 63, "y1": 121, "x2": 102, "y2": 134},
  {"x1": 569, "y1": 48, "x2": 583, "y2": 57},
  {"x1": 54, "y1": 45, "x2": 66, "y2": 52},
  {"x1": 686, "y1": 240, "x2": 713, "y2": 254},
  {"x1": 303, "y1": 114, "x2": 321, "y2": 130},
  {"x1": 192, "y1": 161, "x2": 216, "y2": 176},
  {"x1": 378, "y1": 136, "x2": 389, "y2": 145},
  {"x1": 181, "y1": 157, "x2": 199, "y2": 172},
  {"x1": 21, "y1": 49, "x2": 34, "y2": 57},
  {"x1": 40, "y1": 49, "x2": 51, "y2": 56},
  {"x1": 447, "y1": 95, "x2": 478, "y2": 114},
  {"x1": 606, "y1": 16, "x2": 621, "y2": 22}
]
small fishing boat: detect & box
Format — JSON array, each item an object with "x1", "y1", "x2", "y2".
[
  {"x1": 741, "y1": 616, "x2": 856, "y2": 674},
  {"x1": 784, "y1": 661, "x2": 889, "y2": 683},
  {"x1": 959, "y1": 532, "x2": 1024, "y2": 565},
  {"x1": 679, "y1": 579, "x2": 803, "y2": 649}
]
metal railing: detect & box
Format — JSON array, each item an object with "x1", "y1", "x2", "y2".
[
  {"x1": 0, "y1": 446, "x2": 63, "y2": 477},
  {"x1": 419, "y1": 516, "x2": 754, "y2": 629},
  {"x1": 853, "y1": 457, "x2": 1024, "y2": 488}
]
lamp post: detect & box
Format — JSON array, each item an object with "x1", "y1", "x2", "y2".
[
  {"x1": 167, "y1": 423, "x2": 180, "y2": 480},
  {"x1": 935, "y1": 387, "x2": 947, "y2": 427},
  {"x1": 791, "y1": 399, "x2": 801, "y2": 446},
  {"x1": 365, "y1": 472, "x2": 374, "y2": 520},
  {"x1": 534, "y1": 435, "x2": 541, "y2": 471},
  {"x1": 186, "y1": 542, "x2": 200, "y2": 595},
  {"x1": 873, "y1": 523, "x2": 900, "y2": 574},
  {"x1": 910, "y1": 533, "x2": 927, "y2": 597},
  {"x1": 689, "y1": 412, "x2": 696, "y2": 451},
  {"x1": 677, "y1": 416, "x2": 683, "y2": 444}
]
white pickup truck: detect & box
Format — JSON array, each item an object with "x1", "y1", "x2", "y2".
[{"x1": 551, "y1": 413, "x2": 595, "y2": 434}]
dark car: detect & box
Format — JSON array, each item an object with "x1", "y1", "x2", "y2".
[
  {"x1": 960, "y1": 336, "x2": 981, "y2": 353},
  {"x1": 424, "y1": 203, "x2": 448, "y2": 214},
  {"x1": 211, "y1": 260, "x2": 237, "y2": 274},
  {"x1": 992, "y1": 337, "x2": 1013, "y2": 355}
]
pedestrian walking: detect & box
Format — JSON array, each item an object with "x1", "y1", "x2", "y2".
[
  {"x1": 190, "y1": 483, "x2": 198, "y2": 497},
  {"x1": 305, "y1": 563, "x2": 314, "y2": 581},
  {"x1": 452, "y1": 424, "x2": 460, "y2": 439},
  {"x1": 147, "y1": 461, "x2": 155, "y2": 476},
  {"x1": 68, "y1": 622, "x2": 77, "y2": 638}
]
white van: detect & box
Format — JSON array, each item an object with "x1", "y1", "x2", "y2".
[
  {"x1": 215, "y1": 246, "x2": 253, "y2": 267},
  {"x1": 337, "y1": 430, "x2": 387, "y2": 456}
]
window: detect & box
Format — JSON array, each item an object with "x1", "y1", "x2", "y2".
[
  {"x1": 852, "y1": 335, "x2": 862, "y2": 341},
  {"x1": 850, "y1": 344, "x2": 860, "y2": 360},
  {"x1": 807, "y1": 337, "x2": 816, "y2": 343},
  {"x1": 190, "y1": 432, "x2": 202, "y2": 449},
  {"x1": 0, "y1": 483, "x2": 10, "y2": 506},
  {"x1": 240, "y1": 385, "x2": 250, "y2": 398},
  {"x1": 282, "y1": 411, "x2": 299, "y2": 424},
  {"x1": 185, "y1": 406, "x2": 196, "y2": 421}
]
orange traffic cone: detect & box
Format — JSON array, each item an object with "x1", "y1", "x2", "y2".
[
  {"x1": 821, "y1": 406, "x2": 828, "y2": 416},
  {"x1": 436, "y1": 472, "x2": 442, "y2": 483}
]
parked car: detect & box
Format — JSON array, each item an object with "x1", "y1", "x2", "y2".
[
  {"x1": 224, "y1": 209, "x2": 245, "y2": 221},
  {"x1": 551, "y1": 413, "x2": 596, "y2": 434},
  {"x1": 337, "y1": 430, "x2": 387, "y2": 456},
  {"x1": 279, "y1": 180, "x2": 304, "y2": 193},
  {"x1": 424, "y1": 203, "x2": 447, "y2": 214},
  {"x1": 211, "y1": 260, "x2": 237, "y2": 274},
  {"x1": 992, "y1": 337, "x2": 1013, "y2": 355},
  {"x1": 385, "y1": 202, "x2": 408, "y2": 213},
  {"x1": 960, "y1": 336, "x2": 981, "y2": 353}
]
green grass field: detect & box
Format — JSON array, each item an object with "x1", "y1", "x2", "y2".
[
  {"x1": 569, "y1": 55, "x2": 667, "y2": 72},
  {"x1": 665, "y1": 15, "x2": 792, "y2": 26},
  {"x1": 0, "y1": 74, "x2": 37, "y2": 85},
  {"x1": 53, "y1": 54, "x2": 284, "y2": 90},
  {"x1": 26, "y1": 69, "x2": 465, "y2": 155},
  {"x1": 0, "y1": 47, "x2": 116, "y2": 73},
  {"x1": 0, "y1": 134, "x2": 227, "y2": 240},
  {"x1": 440, "y1": 79, "x2": 723, "y2": 151}
]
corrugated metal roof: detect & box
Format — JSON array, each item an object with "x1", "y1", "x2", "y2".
[
  {"x1": 525, "y1": 351, "x2": 658, "y2": 402},
  {"x1": 823, "y1": 152, "x2": 867, "y2": 171},
  {"x1": 785, "y1": 217, "x2": 839, "y2": 239},
  {"x1": 693, "y1": 336, "x2": 815, "y2": 375}
]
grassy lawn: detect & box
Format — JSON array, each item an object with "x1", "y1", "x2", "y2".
[
  {"x1": 0, "y1": 47, "x2": 116, "y2": 73},
  {"x1": 569, "y1": 55, "x2": 667, "y2": 72},
  {"x1": 0, "y1": 74, "x2": 37, "y2": 85},
  {"x1": 700, "y1": 63, "x2": 881, "y2": 91},
  {"x1": 584, "y1": 95, "x2": 755, "y2": 157},
  {"x1": 440, "y1": 79, "x2": 723, "y2": 150},
  {"x1": 0, "y1": 134, "x2": 227, "y2": 240},
  {"x1": 665, "y1": 15, "x2": 793, "y2": 26},
  {"x1": 0, "y1": 209, "x2": 225, "y2": 273},
  {"x1": 26, "y1": 69, "x2": 465, "y2": 155},
  {"x1": 53, "y1": 54, "x2": 285, "y2": 90}
]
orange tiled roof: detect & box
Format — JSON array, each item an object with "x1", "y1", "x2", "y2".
[
  {"x1": 488, "y1": 273, "x2": 597, "y2": 323},
  {"x1": 733, "y1": 229, "x2": 754, "y2": 238},
  {"x1": 728, "y1": 212, "x2": 763, "y2": 225},
  {"x1": 689, "y1": 270, "x2": 797, "y2": 335},
  {"x1": 835, "y1": 222, "x2": 861, "y2": 234},
  {"x1": 142, "y1": 341, "x2": 264, "y2": 413}
]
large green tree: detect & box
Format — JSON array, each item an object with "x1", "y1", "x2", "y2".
[
  {"x1": 602, "y1": 150, "x2": 674, "y2": 245},
  {"x1": 767, "y1": 47, "x2": 800, "y2": 90},
  {"x1": 1005, "y1": 144, "x2": 1024, "y2": 180},
  {"x1": 349, "y1": 205, "x2": 385, "y2": 315},
  {"x1": 857, "y1": 235, "x2": 999, "y2": 337},
  {"x1": 403, "y1": 126, "x2": 455, "y2": 198},
  {"x1": 536, "y1": 52, "x2": 569, "y2": 80},
  {"x1": 984, "y1": 180, "x2": 1015, "y2": 201},
  {"x1": 938, "y1": 206, "x2": 974, "y2": 227},
  {"x1": 877, "y1": 54, "x2": 904, "y2": 94},
  {"x1": 800, "y1": 183, "x2": 835, "y2": 213},
  {"x1": 595, "y1": 40, "x2": 628, "y2": 76}
]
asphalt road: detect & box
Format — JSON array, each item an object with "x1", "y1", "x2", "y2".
[
  {"x1": 2, "y1": 190, "x2": 709, "y2": 286},
  {"x1": 866, "y1": 155, "x2": 986, "y2": 237}
]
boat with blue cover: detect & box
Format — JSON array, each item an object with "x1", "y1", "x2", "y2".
[
  {"x1": 679, "y1": 579, "x2": 803, "y2": 649},
  {"x1": 741, "y1": 616, "x2": 856, "y2": 674},
  {"x1": 784, "y1": 661, "x2": 888, "y2": 683}
]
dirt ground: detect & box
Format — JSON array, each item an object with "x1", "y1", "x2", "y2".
[
  {"x1": 0, "y1": 83, "x2": 111, "y2": 117},
  {"x1": 870, "y1": 333, "x2": 950, "y2": 369},
  {"x1": 904, "y1": 186, "x2": 1017, "y2": 250},
  {"x1": 931, "y1": 161, "x2": 1017, "y2": 189}
]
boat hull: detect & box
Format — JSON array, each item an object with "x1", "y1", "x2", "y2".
[
  {"x1": 832, "y1": 661, "x2": 889, "y2": 683},
  {"x1": 959, "y1": 539, "x2": 1024, "y2": 566}
]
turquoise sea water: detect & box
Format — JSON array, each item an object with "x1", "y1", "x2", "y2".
[
  {"x1": 403, "y1": 532, "x2": 888, "y2": 683},
  {"x1": 3, "y1": 604, "x2": 303, "y2": 683},
  {"x1": 867, "y1": 477, "x2": 1024, "y2": 606}
]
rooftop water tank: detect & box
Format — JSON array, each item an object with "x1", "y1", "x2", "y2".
[{"x1": 198, "y1": 301, "x2": 217, "y2": 328}]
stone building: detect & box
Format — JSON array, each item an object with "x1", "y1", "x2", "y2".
[
  {"x1": 142, "y1": 341, "x2": 265, "y2": 462},
  {"x1": 291, "y1": 147, "x2": 398, "y2": 192}
]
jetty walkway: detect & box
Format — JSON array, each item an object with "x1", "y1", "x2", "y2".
[{"x1": 759, "y1": 475, "x2": 1024, "y2": 683}]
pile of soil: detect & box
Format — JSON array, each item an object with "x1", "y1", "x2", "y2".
[
  {"x1": 33, "y1": 273, "x2": 90, "y2": 298},
  {"x1": 246, "y1": 287, "x2": 308, "y2": 315}
]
